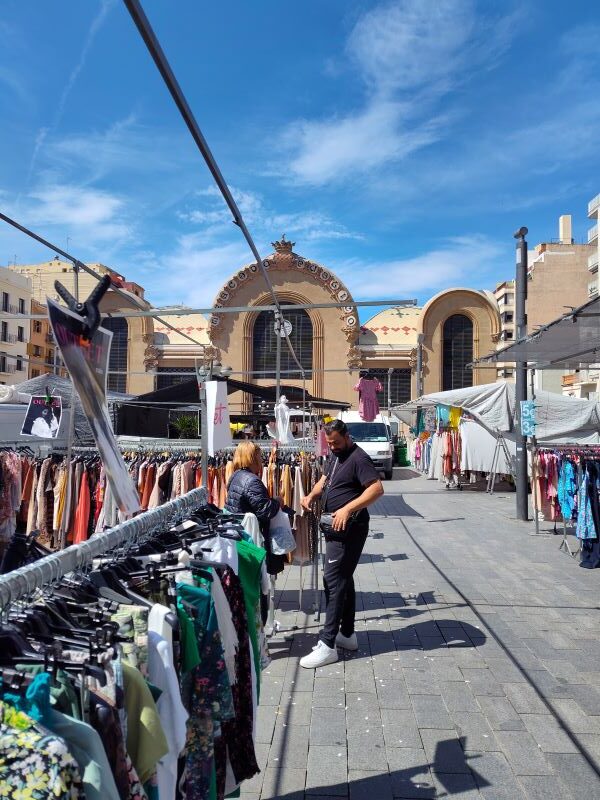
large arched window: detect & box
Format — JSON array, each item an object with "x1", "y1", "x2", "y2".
[
  {"x1": 443, "y1": 314, "x2": 473, "y2": 390},
  {"x1": 253, "y1": 306, "x2": 313, "y2": 376},
  {"x1": 102, "y1": 317, "x2": 128, "y2": 393}
]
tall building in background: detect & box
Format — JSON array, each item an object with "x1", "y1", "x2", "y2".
[
  {"x1": 0, "y1": 266, "x2": 31, "y2": 385},
  {"x1": 562, "y1": 194, "x2": 600, "y2": 399},
  {"x1": 493, "y1": 279, "x2": 516, "y2": 382},
  {"x1": 27, "y1": 299, "x2": 64, "y2": 379},
  {"x1": 9, "y1": 259, "x2": 155, "y2": 395}
]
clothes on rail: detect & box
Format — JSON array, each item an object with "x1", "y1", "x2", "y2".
[
  {"x1": 353, "y1": 376, "x2": 382, "y2": 422},
  {"x1": 260, "y1": 448, "x2": 321, "y2": 567},
  {"x1": 0, "y1": 503, "x2": 270, "y2": 799},
  {"x1": 410, "y1": 412, "x2": 513, "y2": 487},
  {"x1": 534, "y1": 448, "x2": 600, "y2": 568}
]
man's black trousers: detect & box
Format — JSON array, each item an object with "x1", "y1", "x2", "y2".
[{"x1": 320, "y1": 521, "x2": 369, "y2": 648}]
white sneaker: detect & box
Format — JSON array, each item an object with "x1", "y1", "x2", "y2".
[
  {"x1": 336, "y1": 631, "x2": 358, "y2": 651},
  {"x1": 300, "y1": 640, "x2": 338, "y2": 669}
]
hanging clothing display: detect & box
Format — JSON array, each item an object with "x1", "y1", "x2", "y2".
[
  {"x1": 534, "y1": 447, "x2": 600, "y2": 569},
  {"x1": 353, "y1": 376, "x2": 382, "y2": 422},
  {"x1": 0, "y1": 499, "x2": 270, "y2": 800}
]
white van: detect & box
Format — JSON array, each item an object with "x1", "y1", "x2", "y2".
[{"x1": 336, "y1": 410, "x2": 394, "y2": 480}]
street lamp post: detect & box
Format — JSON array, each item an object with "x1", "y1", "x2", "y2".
[{"x1": 514, "y1": 226, "x2": 529, "y2": 521}]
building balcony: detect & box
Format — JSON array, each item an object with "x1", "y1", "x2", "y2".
[
  {"x1": 562, "y1": 374, "x2": 578, "y2": 387},
  {"x1": 589, "y1": 224, "x2": 598, "y2": 244},
  {"x1": 0, "y1": 362, "x2": 16, "y2": 374},
  {"x1": 45, "y1": 333, "x2": 54, "y2": 343},
  {"x1": 589, "y1": 251, "x2": 599, "y2": 273},
  {"x1": 589, "y1": 193, "x2": 600, "y2": 219},
  {"x1": 0, "y1": 333, "x2": 17, "y2": 344},
  {"x1": 588, "y1": 280, "x2": 598, "y2": 297}
]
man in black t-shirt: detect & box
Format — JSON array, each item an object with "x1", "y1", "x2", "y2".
[{"x1": 300, "y1": 419, "x2": 384, "y2": 668}]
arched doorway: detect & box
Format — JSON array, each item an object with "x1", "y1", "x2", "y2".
[
  {"x1": 252, "y1": 306, "x2": 313, "y2": 377},
  {"x1": 442, "y1": 314, "x2": 473, "y2": 390},
  {"x1": 102, "y1": 317, "x2": 128, "y2": 392}
]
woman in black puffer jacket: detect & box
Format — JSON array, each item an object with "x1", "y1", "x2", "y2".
[{"x1": 225, "y1": 441, "x2": 284, "y2": 574}]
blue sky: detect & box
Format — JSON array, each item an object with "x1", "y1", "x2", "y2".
[{"x1": 1, "y1": 0, "x2": 599, "y2": 319}]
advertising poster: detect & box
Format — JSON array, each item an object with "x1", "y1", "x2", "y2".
[
  {"x1": 205, "y1": 380, "x2": 232, "y2": 455},
  {"x1": 20, "y1": 395, "x2": 62, "y2": 439},
  {"x1": 47, "y1": 298, "x2": 140, "y2": 515}
]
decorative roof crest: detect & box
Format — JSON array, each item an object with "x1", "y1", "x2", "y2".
[{"x1": 271, "y1": 234, "x2": 295, "y2": 253}]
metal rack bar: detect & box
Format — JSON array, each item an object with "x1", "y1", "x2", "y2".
[{"x1": 0, "y1": 487, "x2": 207, "y2": 609}]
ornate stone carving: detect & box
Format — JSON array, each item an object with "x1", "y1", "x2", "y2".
[
  {"x1": 200, "y1": 346, "x2": 220, "y2": 364},
  {"x1": 271, "y1": 234, "x2": 295, "y2": 253},
  {"x1": 209, "y1": 239, "x2": 357, "y2": 337},
  {"x1": 346, "y1": 345, "x2": 363, "y2": 369},
  {"x1": 342, "y1": 325, "x2": 358, "y2": 344},
  {"x1": 142, "y1": 332, "x2": 154, "y2": 345},
  {"x1": 408, "y1": 348, "x2": 417, "y2": 369},
  {"x1": 143, "y1": 345, "x2": 160, "y2": 370},
  {"x1": 491, "y1": 332, "x2": 500, "y2": 343}
]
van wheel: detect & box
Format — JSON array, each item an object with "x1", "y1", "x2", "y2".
[{"x1": 384, "y1": 469, "x2": 393, "y2": 480}]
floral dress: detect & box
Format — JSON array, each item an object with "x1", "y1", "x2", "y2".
[
  {"x1": 0, "y1": 700, "x2": 86, "y2": 799},
  {"x1": 177, "y1": 582, "x2": 234, "y2": 800}
]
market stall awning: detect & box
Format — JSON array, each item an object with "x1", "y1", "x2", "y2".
[
  {"x1": 124, "y1": 377, "x2": 351, "y2": 410},
  {"x1": 473, "y1": 295, "x2": 600, "y2": 369},
  {"x1": 391, "y1": 381, "x2": 600, "y2": 444}
]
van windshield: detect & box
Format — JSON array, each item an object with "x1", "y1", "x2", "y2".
[{"x1": 346, "y1": 422, "x2": 390, "y2": 443}]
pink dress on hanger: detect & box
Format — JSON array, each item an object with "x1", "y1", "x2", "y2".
[{"x1": 354, "y1": 377, "x2": 383, "y2": 421}]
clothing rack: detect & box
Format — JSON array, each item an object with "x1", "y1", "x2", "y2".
[
  {"x1": 0, "y1": 486, "x2": 207, "y2": 610},
  {"x1": 532, "y1": 444, "x2": 600, "y2": 556}
]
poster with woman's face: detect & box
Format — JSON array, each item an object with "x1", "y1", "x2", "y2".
[{"x1": 20, "y1": 396, "x2": 62, "y2": 439}]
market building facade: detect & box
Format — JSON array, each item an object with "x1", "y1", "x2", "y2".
[{"x1": 151, "y1": 236, "x2": 502, "y2": 411}]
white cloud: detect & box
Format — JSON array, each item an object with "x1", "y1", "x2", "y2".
[
  {"x1": 180, "y1": 185, "x2": 362, "y2": 242},
  {"x1": 332, "y1": 235, "x2": 505, "y2": 298},
  {"x1": 347, "y1": 0, "x2": 475, "y2": 96},
  {"x1": 23, "y1": 183, "x2": 131, "y2": 245},
  {"x1": 277, "y1": 0, "x2": 519, "y2": 186},
  {"x1": 27, "y1": 0, "x2": 116, "y2": 181},
  {"x1": 284, "y1": 101, "x2": 443, "y2": 185},
  {"x1": 141, "y1": 237, "x2": 251, "y2": 307}
]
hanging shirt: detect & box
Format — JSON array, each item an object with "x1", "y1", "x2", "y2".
[{"x1": 147, "y1": 631, "x2": 189, "y2": 800}]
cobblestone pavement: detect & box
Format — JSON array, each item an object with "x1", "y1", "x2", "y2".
[{"x1": 242, "y1": 469, "x2": 600, "y2": 800}]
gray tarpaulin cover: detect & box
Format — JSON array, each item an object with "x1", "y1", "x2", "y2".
[
  {"x1": 0, "y1": 375, "x2": 131, "y2": 444},
  {"x1": 393, "y1": 381, "x2": 600, "y2": 444}
]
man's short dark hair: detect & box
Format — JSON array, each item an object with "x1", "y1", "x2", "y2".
[{"x1": 324, "y1": 419, "x2": 348, "y2": 436}]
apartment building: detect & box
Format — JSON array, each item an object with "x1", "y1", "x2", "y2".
[
  {"x1": 28, "y1": 299, "x2": 63, "y2": 379},
  {"x1": 493, "y1": 279, "x2": 516, "y2": 382},
  {"x1": 0, "y1": 266, "x2": 32, "y2": 385},
  {"x1": 561, "y1": 194, "x2": 600, "y2": 399}
]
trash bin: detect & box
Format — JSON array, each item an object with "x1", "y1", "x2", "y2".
[{"x1": 395, "y1": 441, "x2": 409, "y2": 466}]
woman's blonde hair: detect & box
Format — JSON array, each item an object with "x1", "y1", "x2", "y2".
[{"x1": 232, "y1": 441, "x2": 262, "y2": 474}]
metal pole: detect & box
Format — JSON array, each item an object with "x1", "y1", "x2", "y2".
[
  {"x1": 514, "y1": 226, "x2": 529, "y2": 521},
  {"x1": 275, "y1": 313, "x2": 282, "y2": 403},
  {"x1": 200, "y1": 378, "x2": 208, "y2": 492},
  {"x1": 416, "y1": 333, "x2": 424, "y2": 397},
  {"x1": 387, "y1": 368, "x2": 393, "y2": 413},
  {"x1": 59, "y1": 263, "x2": 79, "y2": 548}
]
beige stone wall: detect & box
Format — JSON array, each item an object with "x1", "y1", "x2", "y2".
[
  {"x1": 417, "y1": 289, "x2": 500, "y2": 394},
  {"x1": 10, "y1": 260, "x2": 115, "y2": 304},
  {"x1": 527, "y1": 243, "x2": 595, "y2": 330},
  {"x1": 208, "y1": 245, "x2": 361, "y2": 411},
  {"x1": 99, "y1": 291, "x2": 154, "y2": 395}
]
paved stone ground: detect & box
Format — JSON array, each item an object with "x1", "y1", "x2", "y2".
[{"x1": 242, "y1": 469, "x2": 600, "y2": 800}]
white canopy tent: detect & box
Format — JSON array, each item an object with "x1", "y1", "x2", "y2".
[{"x1": 393, "y1": 381, "x2": 600, "y2": 445}]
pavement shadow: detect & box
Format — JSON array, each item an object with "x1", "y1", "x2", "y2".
[
  {"x1": 370, "y1": 494, "x2": 423, "y2": 517},
  {"x1": 263, "y1": 736, "x2": 489, "y2": 799},
  {"x1": 282, "y1": 618, "x2": 486, "y2": 661}
]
